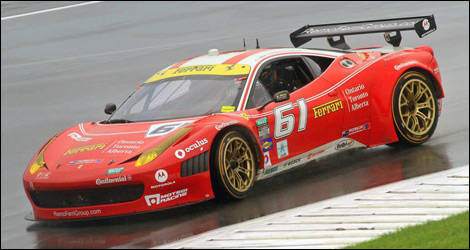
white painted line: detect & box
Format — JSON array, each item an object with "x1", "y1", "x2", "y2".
[
  {"x1": 1, "y1": 1, "x2": 103, "y2": 21},
  {"x1": 155, "y1": 165, "x2": 469, "y2": 249}
]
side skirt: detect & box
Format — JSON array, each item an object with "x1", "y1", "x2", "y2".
[{"x1": 255, "y1": 138, "x2": 366, "y2": 181}]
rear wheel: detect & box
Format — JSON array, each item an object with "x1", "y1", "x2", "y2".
[
  {"x1": 389, "y1": 71, "x2": 438, "y2": 147},
  {"x1": 210, "y1": 130, "x2": 256, "y2": 200}
]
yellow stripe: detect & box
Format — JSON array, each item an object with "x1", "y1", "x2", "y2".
[{"x1": 145, "y1": 64, "x2": 251, "y2": 83}]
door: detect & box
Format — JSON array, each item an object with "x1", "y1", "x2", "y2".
[{"x1": 245, "y1": 55, "x2": 345, "y2": 169}]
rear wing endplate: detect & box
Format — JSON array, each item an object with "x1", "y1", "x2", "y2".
[{"x1": 290, "y1": 15, "x2": 436, "y2": 49}]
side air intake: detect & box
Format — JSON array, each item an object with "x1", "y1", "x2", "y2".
[{"x1": 181, "y1": 151, "x2": 209, "y2": 177}]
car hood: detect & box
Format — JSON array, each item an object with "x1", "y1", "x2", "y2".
[{"x1": 42, "y1": 118, "x2": 205, "y2": 172}]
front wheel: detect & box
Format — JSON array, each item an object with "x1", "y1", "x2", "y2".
[
  {"x1": 210, "y1": 130, "x2": 256, "y2": 200},
  {"x1": 389, "y1": 71, "x2": 439, "y2": 147}
]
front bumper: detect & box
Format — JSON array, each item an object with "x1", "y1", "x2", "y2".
[{"x1": 23, "y1": 153, "x2": 214, "y2": 221}]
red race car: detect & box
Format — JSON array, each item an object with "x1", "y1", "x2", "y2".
[{"x1": 24, "y1": 15, "x2": 443, "y2": 221}]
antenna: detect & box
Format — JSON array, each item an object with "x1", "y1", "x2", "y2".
[
  {"x1": 243, "y1": 38, "x2": 246, "y2": 50},
  {"x1": 256, "y1": 38, "x2": 260, "y2": 49}
]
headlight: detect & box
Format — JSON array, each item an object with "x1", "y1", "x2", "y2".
[
  {"x1": 135, "y1": 127, "x2": 193, "y2": 167},
  {"x1": 30, "y1": 136, "x2": 56, "y2": 175}
]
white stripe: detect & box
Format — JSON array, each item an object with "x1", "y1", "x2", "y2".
[
  {"x1": 78, "y1": 123, "x2": 147, "y2": 137},
  {"x1": 1, "y1": 1, "x2": 103, "y2": 21},
  {"x1": 181, "y1": 51, "x2": 246, "y2": 66}
]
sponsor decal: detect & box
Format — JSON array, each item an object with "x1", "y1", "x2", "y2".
[
  {"x1": 307, "y1": 149, "x2": 326, "y2": 160},
  {"x1": 261, "y1": 137, "x2": 273, "y2": 152},
  {"x1": 215, "y1": 120, "x2": 238, "y2": 130},
  {"x1": 64, "y1": 143, "x2": 107, "y2": 156},
  {"x1": 335, "y1": 139, "x2": 354, "y2": 150},
  {"x1": 96, "y1": 175, "x2": 130, "y2": 185},
  {"x1": 105, "y1": 140, "x2": 143, "y2": 154},
  {"x1": 347, "y1": 92, "x2": 368, "y2": 103},
  {"x1": 67, "y1": 132, "x2": 92, "y2": 142},
  {"x1": 221, "y1": 106, "x2": 235, "y2": 113},
  {"x1": 35, "y1": 172, "x2": 51, "y2": 180},
  {"x1": 258, "y1": 125, "x2": 270, "y2": 140},
  {"x1": 283, "y1": 158, "x2": 301, "y2": 168},
  {"x1": 145, "y1": 188, "x2": 188, "y2": 206},
  {"x1": 264, "y1": 166, "x2": 278, "y2": 175},
  {"x1": 151, "y1": 180, "x2": 175, "y2": 189},
  {"x1": 256, "y1": 117, "x2": 268, "y2": 127},
  {"x1": 53, "y1": 209, "x2": 101, "y2": 217},
  {"x1": 240, "y1": 113, "x2": 249, "y2": 120},
  {"x1": 433, "y1": 67, "x2": 439, "y2": 74},
  {"x1": 106, "y1": 167, "x2": 124, "y2": 175},
  {"x1": 345, "y1": 84, "x2": 365, "y2": 95},
  {"x1": 155, "y1": 169, "x2": 168, "y2": 183},
  {"x1": 146, "y1": 121, "x2": 194, "y2": 138},
  {"x1": 394, "y1": 61, "x2": 417, "y2": 71},
  {"x1": 68, "y1": 159, "x2": 101, "y2": 165},
  {"x1": 175, "y1": 138, "x2": 208, "y2": 159},
  {"x1": 302, "y1": 21, "x2": 417, "y2": 36},
  {"x1": 145, "y1": 64, "x2": 251, "y2": 83},
  {"x1": 351, "y1": 100, "x2": 369, "y2": 111},
  {"x1": 313, "y1": 99, "x2": 344, "y2": 119},
  {"x1": 263, "y1": 152, "x2": 272, "y2": 167},
  {"x1": 344, "y1": 84, "x2": 369, "y2": 112},
  {"x1": 422, "y1": 18, "x2": 430, "y2": 31},
  {"x1": 276, "y1": 139, "x2": 289, "y2": 159},
  {"x1": 342, "y1": 122, "x2": 370, "y2": 137}
]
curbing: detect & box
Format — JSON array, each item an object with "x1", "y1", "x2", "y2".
[{"x1": 154, "y1": 165, "x2": 469, "y2": 249}]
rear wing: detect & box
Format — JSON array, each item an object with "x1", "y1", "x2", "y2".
[{"x1": 290, "y1": 15, "x2": 436, "y2": 50}]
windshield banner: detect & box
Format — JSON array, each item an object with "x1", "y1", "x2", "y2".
[{"x1": 145, "y1": 64, "x2": 251, "y2": 83}]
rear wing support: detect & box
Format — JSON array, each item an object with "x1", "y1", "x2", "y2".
[{"x1": 290, "y1": 15, "x2": 436, "y2": 49}]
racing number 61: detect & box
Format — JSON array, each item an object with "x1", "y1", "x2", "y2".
[{"x1": 274, "y1": 99, "x2": 307, "y2": 139}]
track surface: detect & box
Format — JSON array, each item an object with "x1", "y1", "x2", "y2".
[{"x1": 1, "y1": 1, "x2": 468, "y2": 248}]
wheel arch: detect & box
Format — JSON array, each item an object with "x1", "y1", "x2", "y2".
[
  {"x1": 369, "y1": 65, "x2": 439, "y2": 147},
  {"x1": 405, "y1": 67, "x2": 443, "y2": 99},
  {"x1": 210, "y1": 124, "x2": 261, "y2": 172}
]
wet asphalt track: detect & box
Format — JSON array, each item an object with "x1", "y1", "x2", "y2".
[{"x1": 1, "y1": 1, "x2": 468, "y2": 248}]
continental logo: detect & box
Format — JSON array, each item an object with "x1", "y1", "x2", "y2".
[
  {"x1": 145, "y1": 64, "x2": 251, "y2": 83},
  {"x1": 313, "y1": 99, "x2": 344, "y2": 119},
  {"x1": 64, "y1": 143, "x2": 107, "y2": 156}
]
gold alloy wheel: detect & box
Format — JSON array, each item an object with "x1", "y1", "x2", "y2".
[
  {"x1": 398, "y1": 78, "x2": 436, "y2": 136},
  {"x1": 220, "y1": 136, "x2": 255, "y2": 193}
]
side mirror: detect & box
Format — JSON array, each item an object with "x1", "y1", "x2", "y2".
[
  {"x1": 104, "y1": 103, "x2": 116, "y2": 115},
  {"x1": 273, "y1": 90, "x2": 290, "y2": 103}
]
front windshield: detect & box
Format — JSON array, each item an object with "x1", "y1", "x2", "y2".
[{"x1": 109, "y1": 75, "x2": 248, "y2": 122}]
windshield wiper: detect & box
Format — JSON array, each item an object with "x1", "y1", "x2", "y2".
[{"x1": 105, "y1": 119, "x2": 135, "y2": 124}]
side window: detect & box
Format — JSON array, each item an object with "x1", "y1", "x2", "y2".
[
  {"x1": 246, "y1": 57, "x2": 315, "y2": 109},
  {"x1": 305, "y1": 56, "x2": 335, "y2": 74}
]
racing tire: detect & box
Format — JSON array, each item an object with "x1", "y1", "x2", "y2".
[
  {"x1": 388, "y1": 71, "x2": 439, "y2": 147},
  {"x1": 210, "y1": 130, "x2": 256, "y2": 200}
]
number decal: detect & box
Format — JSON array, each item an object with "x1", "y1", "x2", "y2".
[
  {"x1": 274, "y1": 103, "x2": 294, "y2": 139},
  {"x1": 274, "y1": 100, "x2": 308, "y2": 139},
  {"x1": 146, "y1": 121, "x2": 194, "y2": 138},
  {"x1": 297, "y1": 98, "x2": 307, "y2": 132}
]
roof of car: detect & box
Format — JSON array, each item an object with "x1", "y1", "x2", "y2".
[
  {"x1": 167, "y1": 47, "x2": 346, "y2": 69},
  {"x1": 144, "y1": 47, "x2": 347, "y2": 83}
]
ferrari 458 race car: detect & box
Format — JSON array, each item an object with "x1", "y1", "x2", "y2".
[{"x1": 24, "y1": 15, "x2": 444, "y2": 221}]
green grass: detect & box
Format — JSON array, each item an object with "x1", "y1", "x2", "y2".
[{"x1": 345, "y1": 210, "x2": 469, "y2": 249}]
